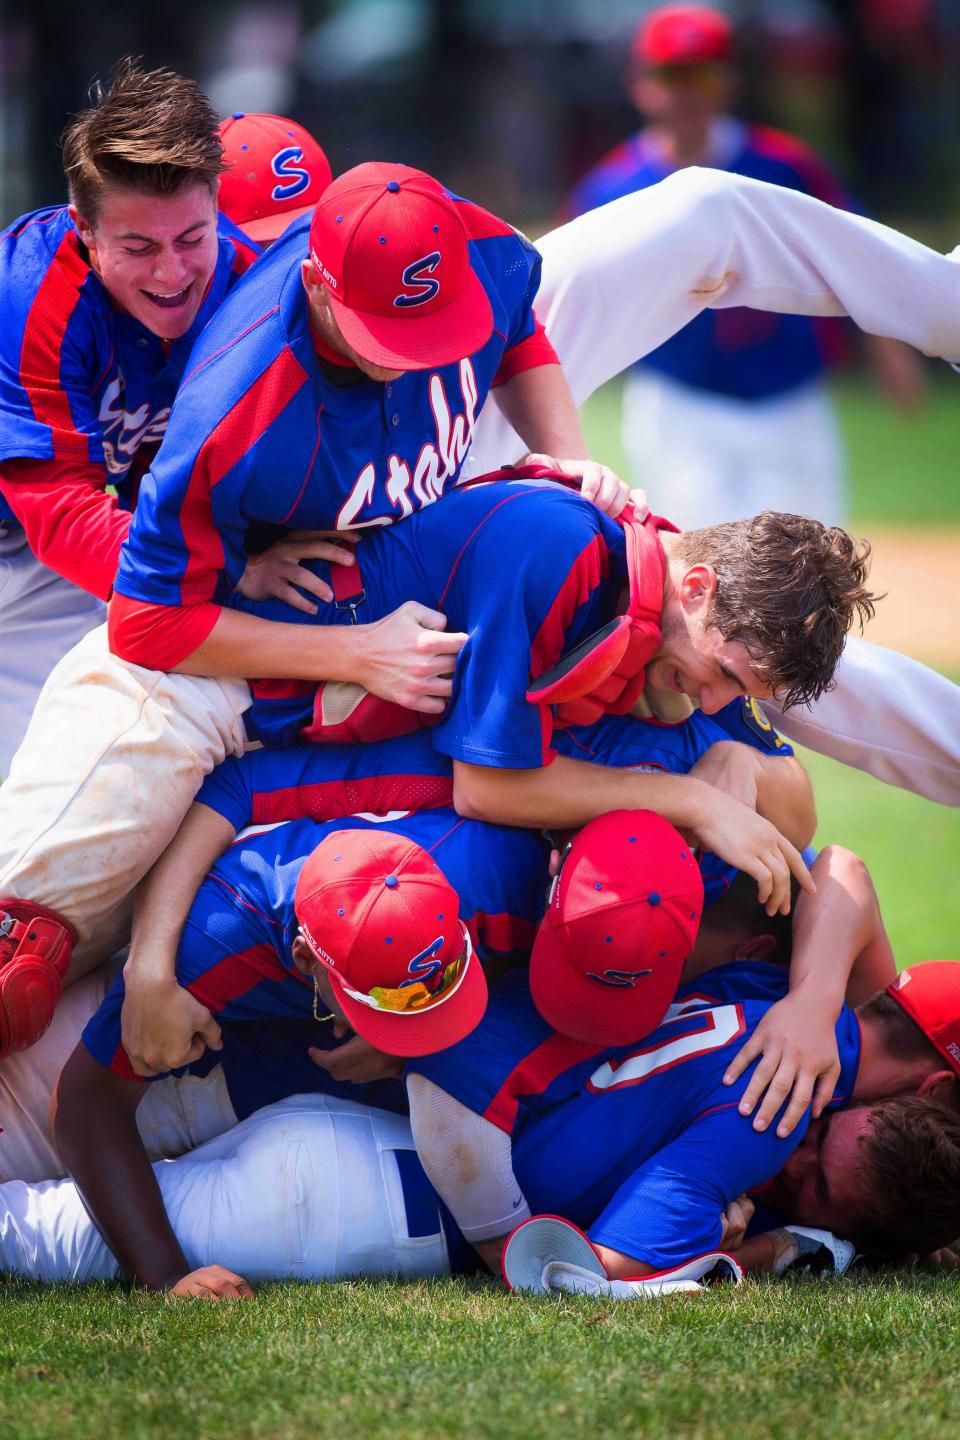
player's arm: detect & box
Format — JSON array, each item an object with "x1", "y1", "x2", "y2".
[
  {"x1": 0, "y1": 459, "x2": 132, "y2": 599},
  {"x1": 121, "y1": 800, "x2": 237, "y2": 1077},
  {"x1": 407, "y1": 1074, "x2": 531, "y2": 1274},
  {"x1": 689, "y1": 742, "x2": 816, "y2": 851},
  {"x1": 724, "y1": 845, "x2": 896, "y2": 1137},
  {"x1": 492, "y1": 364, "x2": 630, "y2": 518},
  {"x1": 51, "y1": 1044, "x2": 251, "y2": 1298},
  {"x1": 453, "y1": 754, "x2": 813, "y2": 917}
]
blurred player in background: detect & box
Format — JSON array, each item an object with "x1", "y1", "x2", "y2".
[{"x1": 566, "y1": 3, "x2": 925, "y2": 528}]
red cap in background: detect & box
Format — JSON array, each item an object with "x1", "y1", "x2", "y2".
[
  {"x1": 633, "y1": 5, "x2": 734, "y2": 66},
  {"x1": 530, "y1": 809, "x2": 704, "y2": 1046},
  {"x1": 308, "y1": 161, "x2": 493, "y2": 369},
  {"x1": 219, "y1": 112, "x2": 333, "y2": 243}
]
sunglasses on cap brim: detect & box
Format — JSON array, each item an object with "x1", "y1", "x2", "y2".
[{"x1": 298, "y1": 921, "x2": 474, "y2": 1016}]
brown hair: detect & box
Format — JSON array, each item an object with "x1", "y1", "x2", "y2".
[
  {"x1": 673, "y1": 513, "x2": 878, "y2": 709},
  {"x1": 61, "y1": 56, "x2": 224, "y2": 223},
  {"x1": 849, "y1": 1096, "x2": 960, "y2": 1255}
]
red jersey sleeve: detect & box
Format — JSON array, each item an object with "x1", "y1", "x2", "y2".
[
  {"x1": 491, "y1": 317, "x2": 561, "y2": 388},
  {"x1": 107, "y1": 591, "x2": 222, "y2": 671},
  {"x1": 0, "y1": 457, "x2": 131, "y2": 600}
]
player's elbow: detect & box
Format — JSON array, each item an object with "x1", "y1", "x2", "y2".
[{"x1": 452, "y1": 761, "x2": 508, "y2": 824}]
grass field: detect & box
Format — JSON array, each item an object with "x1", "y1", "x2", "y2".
[{"x1": 2, "y1": 376, "x2": 958, "y2": 1440}]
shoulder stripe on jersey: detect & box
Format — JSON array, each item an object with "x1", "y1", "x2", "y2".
[
  {"x1": 179, "y1": 345, "x2": 308, "y2": 605},
  {"x1": 483, "y1": 1030, "x2": 601, "y2": 1133},
  {"x1": 528, "y1": 533, "x2": 609, "y2": 681},
  {"x1": 466, "y1": 910, "x2": 538, "y2": 958},
  {"x1": 182, "y1": 305, "x2": 281, "y2": 388},
  {"x1": 18, "y1": 228, "x2": 91, "y2": 460},
  {"x1": 455, "y1": 198, "x2": 522, "y2": 242},
  {"x1": 185, "y1": 940, "x2": 307, "y2": 1012}
]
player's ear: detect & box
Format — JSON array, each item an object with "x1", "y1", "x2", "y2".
[
  {"x1": 69, "y1": 204, "x2": 96, "y2": 249},
  {"x1": 677, "y1": 563, "x2": 717, "y2": 616},
  {"x1": 917, "y1": 1069, "x2": 960, "y2": 1106},
  {"x1": 291, "y1": 934, "x2": 317, "y2": 977}
]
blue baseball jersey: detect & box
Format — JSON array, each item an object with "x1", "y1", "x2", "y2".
[
  {"x1": 114, "y1": 195, "x2": 547, "y2": 613},
  {"x1": 568, "y1": 121, "x2": 853, "y2": 401},
  {"x1": 233, "y1": 481, "x2": 627, "y2": 768},
  {"x1": 196, "y1": 696, "x2": 793, "y2": 906},
  {"x1": 0, "y1": 205, "x2": 259, "y2": 523},
  {"x1": 410, "y1": 960, "x2": 861, "y2": 1269},
  {"x1": 81, "y1": 807, "x2": 550, "y2": 1081}
]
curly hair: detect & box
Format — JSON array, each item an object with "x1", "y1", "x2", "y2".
[
  {"x1": 674, "y1": 512, "x2": 878, "y2": 709},
  {"x1": 62, "y1": 56, "x2": 224, "y2": 223}
]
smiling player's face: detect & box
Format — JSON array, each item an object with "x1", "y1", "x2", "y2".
[
  {"x1": 648, "y1": 571, "x2": 773, "y2": 715},
  {"x1": 70, "y1": 181, "x2": 219, "y2": 342}
]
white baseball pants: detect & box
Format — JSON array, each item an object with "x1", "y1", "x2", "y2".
[
  {"x1": 0, "y1": 624, "x2": 249, "y2": 971},
  {"x1": 0, "y1": 532, "x2": 105, "y2": 777},
  {"x1": 0, "y1": 965, "x2": 239, "y2": 1183},
  {"x1": 0, "y1": 1095, "x2": 451, "y2": 1285}
]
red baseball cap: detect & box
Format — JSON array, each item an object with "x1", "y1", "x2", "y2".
[
  {"x1": 294, "y1": 828, "x2": 487, "y2": 1057},
  {"x1": 634, "y1": 5, "x2": 733, "y2": 67},
  {"x1": 218, "y1": 113, "x2": 333, "y2": 243},
  {"x1": 887, "y1": 962, "x2": 960, "y2": 1077},
  {"x1": 530, "y1": 810, "x2": 704, "y2": 1046},
  {"x1": 308, "y1": 161, "x2": 493, "y2": 370}
]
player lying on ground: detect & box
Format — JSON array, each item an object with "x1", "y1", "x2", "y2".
[
  {"x1": 9, "y1": 958, "x2": 960, "y2": 1296},
  {"x1": 114, "y1": 695, "x2": 812, "y2": 1076},
  {"x1": 0, "y1": 484, "x2": 858, "y2": 996}
]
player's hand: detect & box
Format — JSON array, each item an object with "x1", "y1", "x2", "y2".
[
  {"x1": 521, "y1": 453, "x2": 632, "y2": 519},
  {"x1": 308, "y1": 1035, "x2": 405, "y2": 1084},
  {"x1": 166, "y1": 1265, "x2": 254, "y2": 1302},
  {"x1": 688, "y1": 783, "x2": 815, "y2": 917},
  {"x1": 722, "y1": 988, "x2": 841, "y2": 1137},
  {"x1": 719, "y1": 1194, "x2": 755, "y2": 1252},
  {"x1": 689, "y1": 741, "x2": 760, "y2": 812},
  {"x1": 121, "y1": 973, "x2": 222, "y2": 1078},
  {"x1": 236, "y1": 530, "x2": 360, "y2": 615},
  {"x1": 354, "y1": 601, "x2": 467, "y2": 714}
]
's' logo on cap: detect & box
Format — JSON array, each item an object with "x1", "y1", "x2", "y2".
[
  {"x1": 400, "y1": 935, "x2": 445, "y2": 990},
  {"x1": 394, "y1": 251, "x2": 441, "y2": 308},
  {"x1": 271, "y1": 146, "x2": 310, "y2": 202},
  {"x1": 586, "y1": 967, "x2": 654, "y2": 989}
]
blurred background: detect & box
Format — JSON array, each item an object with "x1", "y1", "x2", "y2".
[{"x1": 1, "y1": 0, "x2": 958, "y2": 959}]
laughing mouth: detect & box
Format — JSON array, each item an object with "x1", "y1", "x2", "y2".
[{"x1": 142, "y1": 285, "x2": 191, "y2": 309}]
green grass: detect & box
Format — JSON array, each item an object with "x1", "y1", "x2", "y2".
[
  {"x1": 3, "y1": 1273, "x2": 960, "y2": 1440},
  {"x1": 582, "y1": 370, "x2": 960, "y2": 527}
]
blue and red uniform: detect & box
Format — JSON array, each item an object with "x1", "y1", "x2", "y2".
[
  {"x1": 567, "y1": 122, "x2": 853, "y2": 402},
  {"x1": 409, "y1": 960, "x2": 861, "y2": 1269},
  {"x1": 196, "y1": 695, "x2": 794, "y2": 904},
  {"x1": 203, "y1": 480, "x2": 627, "y2": 769},
  {"x1": 111, "y1": 198, "x2": 558, "y2": 666},
  {"x1": 81, "y1": 807, "x2": 549, "y2": 1082},
  {"x1": 0, "y1": 206, "x2": 259, "y2": 598}
]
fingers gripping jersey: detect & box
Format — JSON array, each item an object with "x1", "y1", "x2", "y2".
[
  {"x1": 409, "y1": 960, "x2": 860, "y2": 1271},
  {"x1": 0, "y1": 207, "x2": 259, "y2": 521},
  {"x1": 81, "y1": 808, "x2": 549, "y2": 1083},
  {"x1": 114, "y1": 197, "x2": 551, "y2": 619}
]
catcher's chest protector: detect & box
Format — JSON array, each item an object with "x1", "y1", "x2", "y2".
[{"x1": 0, "y1": 899, "x2": 76, "y2": 1057}]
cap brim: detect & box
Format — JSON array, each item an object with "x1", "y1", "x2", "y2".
[
  {"x1": 333, "y1": 950, "x2": 488, "y2": 1058},
  {"x1": 529, "y1": 912, "x2": 677, "y2": 1048},
  {"x1": 239, "y1": 203, "x2": 317, "y2": 244},
  {"x1": 325, "y1": 265, "x2": 494, "y2": 371},
  {"x1": 502, "y1": 1216, "x2": 604, "y2": 1294}
]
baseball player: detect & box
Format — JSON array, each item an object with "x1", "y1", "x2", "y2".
[
  {"x1": 562, "y1": 4, "x2": 925, "y2": 529},
  {"x1": 9, "y1": 960, "x2": 960, "y2": 1295},
  {"x1": 406, "y1": 951, "x2": 960, "y2": 1281},
  {"x1": 0, "y1": 60, "x2": 265, "y2": 773}
]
